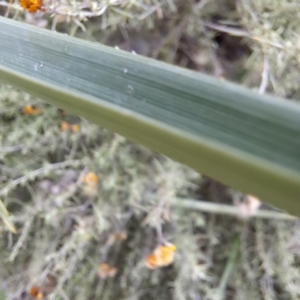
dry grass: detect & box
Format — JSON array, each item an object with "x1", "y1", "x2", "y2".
[{"x1": 1, "y1": 0, "x2": 300, "y2": 299}]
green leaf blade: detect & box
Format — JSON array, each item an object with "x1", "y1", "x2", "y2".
[{"x1": 0, "y1": 17, "x2": 300, "y2": 215}]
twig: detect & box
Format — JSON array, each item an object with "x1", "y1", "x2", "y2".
[
  {"x1": 259, "y1": 55, "x2": 269, "y2": 94},
  {"x1": 0, "y1": 1, "x2": 22, "y2": 10},
  {"x1": 194, "y1": 0, "x2": 211, "y2": 10},
  {"x1": 137, "y1": 3, "x2": 161, "y2": 20},
  {"x1": 0, "y1": 144, "x2": 24, "y2": 154},
  {"x1": 202, "y1": 22, "x2": 250, "y2": 37},
  {"x1": 165, "y1": 0, "x2": 176, "y2": 12},
  {"x1": 4, "y1": 0, "x2": 12, "y2": 17},
  {"x1": 9, "y1": 216, "x2": 34, "y2": 261},
  {"x1": 0, "y1": 135, "x2": 60, "y2": 156},
  {"x1": 202, "y1": 22, "x2": 285, "y2": 49},
  {"x1": 174, "y1": 198, "x2": 296, "y2": 220},
  {"x1": 0, "y1": 160, "x2": 81, "y2": 197},
  {"x1": 242, "y1": 0, "x2": 259, "y2": 24},
  {"x1": 50, "y1": 5, "x2": 107, "y2": 19}
]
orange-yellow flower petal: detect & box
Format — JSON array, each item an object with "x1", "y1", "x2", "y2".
[
  {"x1": 71, "y1": 124, "x2": 79, "y2": 132},
  {"x1": 22, "y1": 105, "x2": 40, "y2": 115},
  {"x1": 145, "y1": 243, "x2": 176, "y2": 269},
  {"x1": 154, "y1": 244, "x2": 176, "y2": 266},
  {"x1": 36, "y1": 292, "x2": 43, "y2": 299},
  {"x1": 29, "y1": 286, "x2": 43, "y2": 299},
  {"x1": 22, "y1": 105, "x2": 33, "y2": 115},
  {"x1": 60, "y1": 121, "x2": 70, "y2": 131},
  {"x1": 82, "y1": 172, "x2": 98, "y2": 186},
  {"x1": 20, "y1": 0, "x2": 44, "y2": 13},
  {"x1": 144, "y1": 254, "x2": 159, "y2": 270}
]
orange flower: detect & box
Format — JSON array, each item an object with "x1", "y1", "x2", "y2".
[
  {"x1": 153, "y1": 244, "x2": 176, "y2": 267},
  {"x1": 60, "y1": 121, "x2": 70, "y2": 131},
  {"x1": 144, "y1": 243, "x2": 176, "y2": 269},
  {"x1": 97, "y1": 263, "x2": 117, "y2": 279},
  {"x1": 71, "y1": 124, "x2": 79, "y2": 132},
  {"x1": 82, "y1": 172, "x2": 98, "y2": 186},
  {"x1": 29, "y1": 286, "x2": 43, "y2": 299},
  {"x1": 20, "y1": 0, "x2": 45, "y2": 13},
  {"x1": 22, "y1": 105, "x2": 40, "y2": 115},
  {"x1": 22, "y1": 105, "x2": 32, "y2": 114},
  {"x1": 144, "y1": 254, "x2": 159, "y2": 270}
]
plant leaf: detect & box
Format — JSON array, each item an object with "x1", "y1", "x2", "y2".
[
  {"x1": 0, "y1": 199, "x2": 17, "y2": 234},
  {"x1": 0, "y1": 17, "x2": 300, "y2": 215},
  {"x1": 0, "y1": 289, "x2": 5, "y2": 300}
]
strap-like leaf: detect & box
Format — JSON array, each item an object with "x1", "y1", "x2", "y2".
[{"x1": 0, "y1": 17, "x2": 299, "y2": 215}]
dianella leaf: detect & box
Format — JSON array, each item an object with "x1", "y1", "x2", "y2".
[{"x1": 0, "y1": 17, "x2": 300, "y2": 215}]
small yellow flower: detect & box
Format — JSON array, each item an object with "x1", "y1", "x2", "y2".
[
  {"x1": 22, "y1": 105, "x2": 40, "y2": 115},
  {"x1": 144, "y1": 253, "x2": 159, "y2": 270},
  {"x1": 22, "y1": 105, "x2": 32, "y2": 114},
  {"x1": 144, "y1": 243, "x2": 176, "y2": 269},
  {"x1": 82, "y1": 172, "x2": 98, "y2": 187},
  {"x1": 19, "y1": 0, "x2": 45, "y2": 13},
  {"x1": 60, "y1": 121, "x2": 70, "y2": 131},
  {"x1": 29, "y1": 286, "x2": 43, "y2": 299},
  {"x1": 71, "y1": 124, "x2": 79, "y2": 132}
]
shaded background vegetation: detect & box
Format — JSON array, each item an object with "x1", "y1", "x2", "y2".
[{"x1": 1, "y1": 0, "x2": 300, "y2": 299}]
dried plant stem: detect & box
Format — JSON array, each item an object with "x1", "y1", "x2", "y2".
[
  {"x1": 0, "y1": 144, "x2": 24, "y2": 154},
  {"x1": 175, "y1": 199, "x2": 296, "y2": 220},
  {"x1": 259, "y1": 55, "x2": 270, "y2": 94}
]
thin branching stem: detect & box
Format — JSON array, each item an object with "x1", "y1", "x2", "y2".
[
  {"x1": 175, "y1": 198, "x2": 296, "y2": 220},
  {"x1": 0, "y1": 160, "x2": 81, "y2": 197}
]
